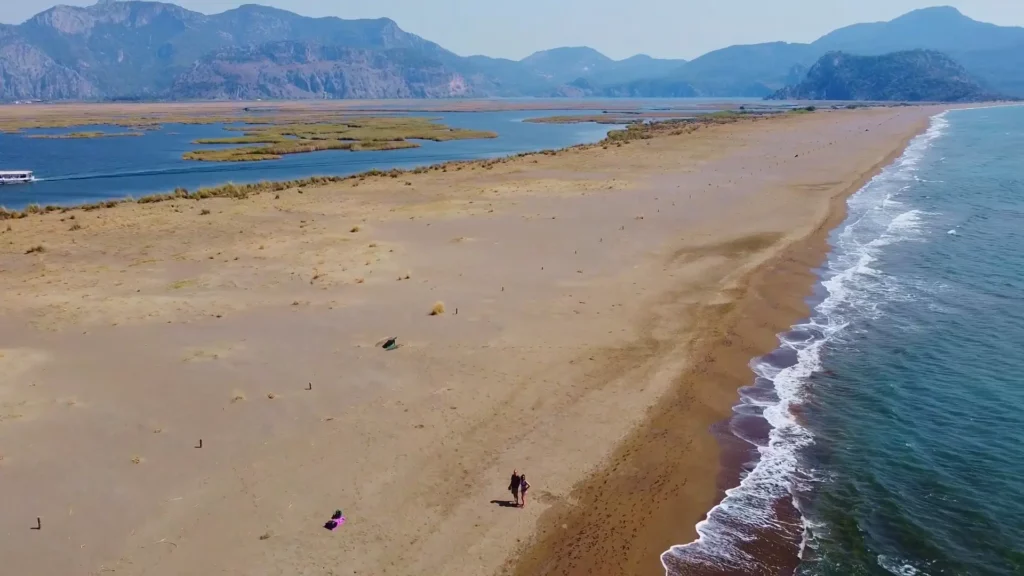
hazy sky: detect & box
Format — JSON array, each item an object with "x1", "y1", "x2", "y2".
[{"x1": 5, "y1": 1, "x2": 1024, "y2": 60}]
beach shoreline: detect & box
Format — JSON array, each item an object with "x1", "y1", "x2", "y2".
[
  {"x1": 0, "y1": 106, "x2": 948, "y2": 576},
  {"x1": 505, "y1": 109, "x2": 940, "y2": 576},
  {"x1": 662, "y1": 115, "x2": 939, "y2": 576}
]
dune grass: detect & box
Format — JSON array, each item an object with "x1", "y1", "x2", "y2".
[
  {"x1": 184, "y1": 140, "x2": 356, "y2": 162},
  {"x1": 430, "y1": 301, "x2": 446, "y2": 316},
  {"x1": 27, "y1": 131, "x2": 145, "y2": 139},
  {"x1": 185, "y1": 117, "x2": 496, "y2": 162},
  {"x1": 0, "y1": 114, "x2": 251, "y2": 134},
  {"x1": 0, "y1": 176, "x2": 351, "y2": 220}
]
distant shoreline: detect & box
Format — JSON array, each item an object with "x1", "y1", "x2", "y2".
[{"x1": 0, "y1": 98, "x2": 759, "y2": 134}]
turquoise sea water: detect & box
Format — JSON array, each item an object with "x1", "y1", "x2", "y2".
[{"x1": 664, "y1": 106, "x2": 1024, "y2": 576}]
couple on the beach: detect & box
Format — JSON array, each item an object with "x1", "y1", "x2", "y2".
[{"x1": 508, "y1": 469, "x2": 530, "y2": 507}]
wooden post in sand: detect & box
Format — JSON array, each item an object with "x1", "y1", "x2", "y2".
[
  {"x1": 307, "y1": 382, "x2": 313, "y2": 391},
  {"x1": 195, "y1": 439, "x2": 202, "y2": 449},
  {"x1": 31, "y1": 517, "x2": 41, "y2": 530}
]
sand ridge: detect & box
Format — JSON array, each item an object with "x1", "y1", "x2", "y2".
[{"x1": 0, "y1": 106, "x2": 946, "y2": 576}]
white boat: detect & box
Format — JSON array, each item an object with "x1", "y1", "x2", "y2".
[{"x1": 0, "y1": 170, "x2": 35, "y2": 185}]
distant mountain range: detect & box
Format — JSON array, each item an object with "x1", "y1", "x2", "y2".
[
  {"x1": 0, "y1": 1, "x2": 1021, "y2": 101},
  {"x1": 770, "y1": 50, "x2": 995, "y2": 102},
  {"x1": 621, "y1": 6, "x2": 1024, "y2": 99},
  {"x1": 0, "y1": 0, "x2": 685, "y2": 100}
]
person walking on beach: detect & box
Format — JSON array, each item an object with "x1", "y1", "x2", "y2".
[
  {"x1": 519, "y1": 474, "x2": 530, "y2": 508},
  {"x1": 509, "y1": 469, "x2": 522, "y2": 506}
]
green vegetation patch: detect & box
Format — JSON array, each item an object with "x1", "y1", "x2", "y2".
[
  {"x1": 185, "y1": 117, "x2": 497, "y2": 162},
  {"x1": 27, "y1": 131, "x2": 145, "y2": 139}
]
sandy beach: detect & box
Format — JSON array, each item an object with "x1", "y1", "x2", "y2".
[{"x1": 0, "y1": 106, "x2": 942, "y2": 576}]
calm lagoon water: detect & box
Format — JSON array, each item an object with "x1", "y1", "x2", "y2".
[
  {"x1": 664, "y1": 106, "x2": 1024, "y2": 576},
  {"x1": 0, "y1": 110, "x2": 617, "y2": 210}
]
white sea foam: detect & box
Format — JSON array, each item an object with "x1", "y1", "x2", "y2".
[
  {"x1": 878, "y1": 555, "x2": 930, "y2": 576},
  {"x1": 660, "y1": 112, "x2": 951, "y2": 574}
]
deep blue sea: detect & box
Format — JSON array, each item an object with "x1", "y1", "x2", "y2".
[
  {"x1": 664, "y1": 106, "x2": 1024, "y2": 576},
  {"x1": 0, "y1": 110, "x2": 616, "y2": 210}
]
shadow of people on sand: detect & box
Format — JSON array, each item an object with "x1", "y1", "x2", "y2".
[{"x1": 490, "y1": 500, "x2": 519, "y2": 508}]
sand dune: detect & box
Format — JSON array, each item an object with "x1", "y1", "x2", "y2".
[{"x1": 0, "y1": 107, "x2": 944, "y2": 575}]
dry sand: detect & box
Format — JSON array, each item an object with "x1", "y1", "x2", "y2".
[{"x1": 0, "y1": 106, "x2": 944, "y2": 576}]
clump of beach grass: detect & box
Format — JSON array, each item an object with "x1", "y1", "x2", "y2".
[
  {"x1": 25, "y1": 245, "x2": 45, "y2": 254},
  {"x1": 430, "y1": 301, "x2": 446, "y2": 316},
  {"x1": 231, "y1": 390, "x2": 246, "y2": 403},
  {"x1": 28, "y1": 131, "x2": 144, "y2": 140},
  {"x1": 350, "y1": 225, "x2": 361, "y2": 233},
  {"x1": 182, "y1": 117, "x2": 496, "y2": 163}
]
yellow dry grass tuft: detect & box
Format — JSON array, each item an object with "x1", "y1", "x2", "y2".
[
  {"x1": 430, "y1": 301, "x2": 446, "y2": 316},
  {"x1": 182, "y1": 117, "x2": 496, "y2": 162}
]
